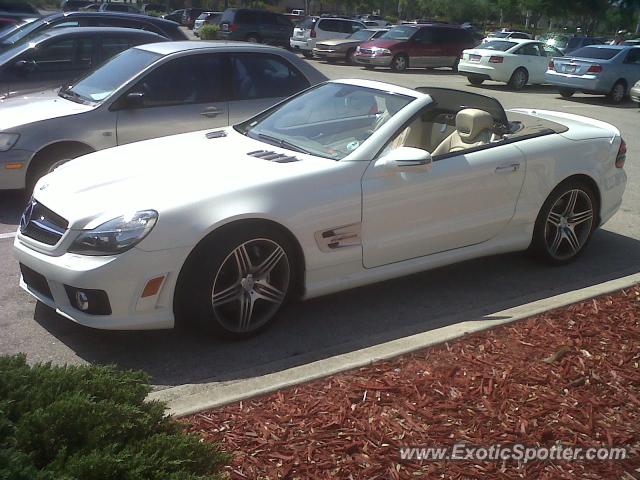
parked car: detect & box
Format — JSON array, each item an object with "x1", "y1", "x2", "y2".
[
  {"x1": 194, "y1": 11, "x2": 221, "y2": 37},
  {"x1": 482, "y1": 30, "x2": 531, "y2": 43},
  {"x1": 60, "y1": 0, "x2": 94, "y2": 12},
  {"x1": 546, "y1": 45, "x2": 640, "y2": 103},
  {"x1": 12, "y1": 81, "x2": 626, "y2": 336},
  {"x1": 0, "y1": 17, "x2": 19, "y2": 30},
  {"x1": 359, "y1": 14, "x2": 389, "y2": 27},
  {"x1": 0, "y1": 27, "x2": 166, "y2": 98},
  {"x1": 354, "y1": 23, "x2": 476, "y2": 72},
  {"x1": 182, "y1": 7, "x2": 204, "y2": 28},
  {"x1": 0, "y1": 12, "x2": 188, "y2": 50},
  {"x1": 219, "y1": 8, "x2": 294, "y2": 47},
  {"x1": 630, "y1": 79, "x2": 640, "y2": 105},
  {"x1": 0, "y1": 1, "x2": 40, "y2": 23},
  {"x1": 0, "y1": 41, "x2": 327, "y2": 190},
  {"x1": 560, "y1": 36, "x2": 605, "y2": 54},
  {"x1": 459, "y1": 39, "x2": 563, "y2": 89},
  {"x1": 162, "y1": 9, "x2": 184, "y2": 23},
  {"x1": 291, "y1": 16, "x2": 366, "y2": 58},
  {"x1": 313, "y1": 27, "x2": 388, "y2": 64},
  {"x1": 99, "y1": 3, "x2": 141, "y2": 14},
  {"x1": 141, "y1": 3, "x2": 167, "y2": 14}
]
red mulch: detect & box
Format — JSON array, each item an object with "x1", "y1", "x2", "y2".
[{"x1": 186, "y1": 285, "x2": 640, "y2": 479}]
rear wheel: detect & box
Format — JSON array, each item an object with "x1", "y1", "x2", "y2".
[
  {"x1": 302, "y1": 50, "x2": 313, "y2": 59},
  {"x1": 26, "y1": 145, "x2": 93, "y2": 194},
  {"x1": 507, "y1": 67, "x2": 528, "y2": 90},
  {"x1": 607, "y1": 80, "x2": 626, "y2": 104},
  {"x1": 559, "y1": 88, "x2": 575, "y2": 98},
  {"x1": 390, "y1": 54, "x2": 408, "y2": 72},
  {"x1": 451, "y1": 57, "x2": 459, "y2": 72},
  {"x1": 531, "y1": 180, "x2": 597, "y2": 265},
  {"x1": 467, "y1": 75, "x2": 484, "y2": 85}
]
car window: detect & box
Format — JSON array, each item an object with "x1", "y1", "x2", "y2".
[
  {"x1": 130, "y1": 54, "x2": 225, "y2": 108},
  {"x1": 231, "y1": 54, "x2": 309, "y2": 100},
  {"x1": 511, "y1": 32, "x2": 529, "y2": 39},
  {"x1": 436, "y1": 28, "x2": 460, "y2": 44},
  {"x1": 414, "y1": 27, "x2": 434, "y2": 44},
  {"x1": 260, "y1": 12, "x2": 277, "y2": 25},
  {"x1": 100, "y1": 37, "x2": 130, "y2": 61},
  {"x1": 372, "y1": 30, "x2": 386, "y2": 39},
  {"x1": 348, "y1": 21, "x2": 363, "y2": 33},
  {"x1": 625, "y1": 48, "x2": 640, "y2": 64},
  {"x1": 380, "y1": 25, "x2": 416, "y2": 40},
  {"x1": 516, "y1": 43, "x2": 539, "y2": 56},
  {"x1": 275, "y1": 14, "x2": 292, "y2": 27},
  {"x1": 318, "y1": 19, "x2": 340, "y2": 33},
  {"x1": 236, "y1": 10, "x2": 259, "y2": 24},
  {"x1": 570, "y1": 46, "x2": 620, "y2": 60},
  {"x1": 53, "y1": 21, "x2": 80, "y2": 29},
  {"x1": 25, "y1": 38, "x2": 91, "y2": 72},
  {"x1": 481, "y1": 40, "x2": 517, "y2": 51}
]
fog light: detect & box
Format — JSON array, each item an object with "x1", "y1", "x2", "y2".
[{"x1": 75, "y1": 291, "x2": 89, "y2": 311}]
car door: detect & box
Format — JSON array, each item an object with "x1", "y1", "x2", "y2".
[
  {"x1": 361, "y1": 137, "x2": 525, "y2": 268},
  {"x1": 409, "y1": 27, "x2": 437, "y2": 67},
  {"x1": 514, "y1": 42, "x2": 545, "y2": 83},
  {"x1": 7, "y1": 35, "x2": 95, "y2": 95},
  {"x1": 622, "y1": 48, "x2": 640, "y2": 88},
  {"x1": 114, "y1": 53, "x2": 229, "y2": 145},
  {"x1": 227, "y1": 53, "x2": 311, "y2": 124}
]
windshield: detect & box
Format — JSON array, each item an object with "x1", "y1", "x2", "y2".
[
  {"x1": 65, "y1": 48, "x2": 161, "y2": 103},
  {"x1": 569, "y1": 46, "x2": 620, "y2": 60},
  {"x1": 480, "y1": 40, "x2": 517, "y2": 51},
  {"x1": 349, "y1": 29, "x2": 374, "y2": 41},
  {"x1": 380, "y1": 25, "x2": 416, "y2": 40},
  {"x1": 0, "y1": 15, "x2": 48, "y2": 45},
  {"x1": 236, "y1": 83, "x2": 414, "y2": 160}
]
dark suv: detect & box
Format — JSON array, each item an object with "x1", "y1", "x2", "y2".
[
  {"x1": 355, "y1": 23, "x2": 476, "y2": 72},
  {"x1": 0, "y1": 11, "x2": 188, "y2": 50},
  {"x1": 219, "y1": 8, "x2": 293, "y2": 47}
]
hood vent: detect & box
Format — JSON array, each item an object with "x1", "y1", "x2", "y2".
[{"x1": 247, "y1": 150, "x2": 300, "y2": 163}]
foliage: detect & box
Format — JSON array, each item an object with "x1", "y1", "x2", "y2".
[
  {"x1": 0, "y1": 354, "x2": 229, "y2": 480},
  {"x1": 199, "y1": 24, "x2": 220, "y2": 39}
]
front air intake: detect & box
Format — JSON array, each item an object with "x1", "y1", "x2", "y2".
[{"x1": 247, "y1": 150, "x2": 300, "y2": 163}]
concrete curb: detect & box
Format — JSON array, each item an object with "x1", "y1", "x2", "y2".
[{"x1": 149, "y1": 272, "x2": 640, "y2": 417}]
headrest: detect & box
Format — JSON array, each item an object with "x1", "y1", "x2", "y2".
[{"x1": 455, "y1": 109, "x2": 494, "y2": 142}]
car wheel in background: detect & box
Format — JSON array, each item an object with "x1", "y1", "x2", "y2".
[
  {"x1": 346, "y1": 48, "x2": 356, "y2": 65},
  {"x1": 507, "y1": 67, "x2": 528, "y2": 90},
  {"x1": 302, "y1": 50, "x2": 313, "y2": 58},
  {"x1": 467, "y1": 75, "x2": 484, "y2": 85},
  {"x1": 390, "y1": 54, "x2": 408, "y2": 72},
  {"x1": 607, "y1": 80, "x2": 626, "y2": 104},
  {"x1": 451, "y1": 58, "x2": 459, "y2": 72},
  {"x1": 364, "y1": 65, "x2": 375, "y2": 70},
  {"x1": 559, "y1": 88, "x2": 575, "y2": 98},
  {"x1": 175, "y1": 224, "x2": 297, "y2": 337},
  {"x1": 245, "y1": 34, "x2": 260, "y2": 43},
  {"x1": 26, "y1": 144, "x2": 94, "y2": 194},
  {"x1": 530, "y1": 179, "x2": 597, "y2": 265}
]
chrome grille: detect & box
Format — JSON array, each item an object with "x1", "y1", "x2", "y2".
[{"x1": 20, "y1": 200, "x2": 68, "y2": 246}]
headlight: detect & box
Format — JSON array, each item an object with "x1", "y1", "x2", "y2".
[
  {"x1": 0, "y1": 133, "x2": 20, "y2": 152},
  {"x1": 372, "y1": 47, "x2": 391, "y2": 55},
  {"x1": 68, "y1": 210, "x2": 158, "y2": 256},
  {"x1": 356, "y1": 46, "x2": 361, "y2": 53}
]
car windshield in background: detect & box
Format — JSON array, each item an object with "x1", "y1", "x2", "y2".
[
  {"x1": 66, "y1": 48, "x2": 161, "y2": 102},
  {"x1": 569, "y1": 46, "x2": 620, "y2": 60},
  {"x1": 491, "y1": 32, "x2": 510, "y2": 38},
  {"x1": 349, "y1": 29, "x2": 375, "y2": 41},
  {"x1": 238, "y1": 83, "x2": 414, "y2": 161},
  {"x1": 0, "y1": 16, "x2": 45, "y2": 44},
  {"x1": 380, "y1": 25, "x2": 416, "y2": 41},
  {"x1": 480, "y1": 40, "x2": 517, "y2": 51}
]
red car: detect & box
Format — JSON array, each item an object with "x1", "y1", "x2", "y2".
[{"x1": 354, "y1": 24, "x2": 477, "y2": 72}]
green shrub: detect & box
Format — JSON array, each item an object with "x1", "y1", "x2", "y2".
[
  {"x1": 0, "y1": 354, "x2": 228, "y2": 480},
  {"x1": 199, "y1": 24, "x2": 220, "y2": 40}
]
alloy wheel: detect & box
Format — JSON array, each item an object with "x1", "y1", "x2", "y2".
[
  {"x1": 393, "y1": 56, "x2": 407, "y2": 71},
  {"x1": 610, "y1": 83, "x2": 625, "y2": 103},
  {"x1": 544, "y1": 189, "x2": 594, "y2": 261},
  {"x1": 211, "y1": 238, "x2": 290, "y2": 333}
]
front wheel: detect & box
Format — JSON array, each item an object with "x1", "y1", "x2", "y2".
[
  {"x1": 390, "y1": 54, "x2": 408, "y2": 72},
  {"x1": 559, "y1": 88, "x2": 575, "y2": 98},
  {"x1": 508, "y1": 68, "x2": 528, "y2": 90},
  {"x1": 607, "y1": 81, "x2": 626, "y2": 104},
  {"x1": 530, "y1": 181, "x2": 597, "y2": 265},
  {"x1": 175, "y1": 225, "x2": 296, "y2": 337},
  {"x1": 346, "y1": 48, "x2": 356, "y2": 65}
]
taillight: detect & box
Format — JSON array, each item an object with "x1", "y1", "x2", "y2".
[
  {"x1": 229, "y1": 23, "x2": 237, "y2": 32},
  {"x1": 548, "y1": 60, "x2": 555, "y2": 70},
  {"x1": 310, "y1": 27, "x2": 316, "y2": 38},
  {"x1": 616, "y1": 138, "x2": 626, "y2": 168},
  {"x1": 488, "y1": 56, "x2": 503, "y2": 63},
  {"x1": 587, "y1": 64, "x2": 602, "y2": 73}
]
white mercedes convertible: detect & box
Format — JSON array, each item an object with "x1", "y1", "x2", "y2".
[{"x1": 14, "y1": 79, "x2": 627, "y2": 336}]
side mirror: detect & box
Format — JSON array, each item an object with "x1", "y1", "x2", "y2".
[
  {"x1": 13, "y1": 59, "x2": 36, "y2": 74},
  {"x1": 124, "y1": 91, "x2": 145, "y2": 108},
  {"x1": 378, "y1": 147, "x2": 432, "y2": 172}
]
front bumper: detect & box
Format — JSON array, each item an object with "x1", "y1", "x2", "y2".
[
  {"x1": 313, "y1": 48, "x2": 345, "y2": 59},
  {"x1": 545, "y1": 71, "x2": 609, "y2": 93},
  {"x1": 13, "y1": 233, "x2": 192, "y2": 330},
  {"x1": 630, "y1": 85, "x2": 640, "y2": 103},
  {"x1": 354, "y1": 54, "x2": 392, "y2": 67},
  {"x1": 0, "y1": 148, "x2": 33, "y2": 190}
]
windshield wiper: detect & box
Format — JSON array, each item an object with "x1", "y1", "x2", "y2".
[
  {"x1": 256, "y1": 133, "x2": 313, "y2": 155},
  {"x1": 58, "y1": 87, "x2": 91, "y2": 105}
]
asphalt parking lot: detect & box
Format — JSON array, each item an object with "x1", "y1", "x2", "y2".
[{"x1": 0, "y1": 57, "x2": 638, "y2": 389}]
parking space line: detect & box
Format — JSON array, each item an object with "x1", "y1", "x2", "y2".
[{"x1": 0, "y1": 232, "x2": 16, "y2": 240}]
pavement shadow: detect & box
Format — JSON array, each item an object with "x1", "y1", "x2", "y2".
[
  {"x1": 33, "y1": 229, "x2": 640, "y2": 388},
  {"x1": 0, "y1": 191, "x2": 28, "y2": 226},
  {"x1": 470, "y1": 83, "x2": 559, "y2": 95}
]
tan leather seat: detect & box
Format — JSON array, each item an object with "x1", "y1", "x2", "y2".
[
  {"x1": 431, "y1": 109, "x2": 494, "y2": 156},
  {"x1": 389, "y1": 117, "x2": 428, "y2": 150}
]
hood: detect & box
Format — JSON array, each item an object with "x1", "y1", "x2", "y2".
[
  {"x1": 359, "y1": 39, "x2": 405, "y2": 50},
  {"x1": 33, "y1": 127, "x2": 335, "y2": 228},
  {"x1": 316, "y1": 38, "x2": 359, "y2": 47},
  {"x1": 0, "y1": 89, "x2": 94, "y2": 130}
]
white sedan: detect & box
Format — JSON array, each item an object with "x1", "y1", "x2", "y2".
[
  {"x1": 14, "y1": 80, "x2": 627, "y2": 336},
  {"x1": 459, "y1": 39, "x2": 563, "y2": 89}
]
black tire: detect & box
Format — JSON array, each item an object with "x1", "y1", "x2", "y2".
[
  {"x1": 326, "y1": 58, "x2": 336, "y2": 63},
  {"x1": 530, "y1": 179, "x2": 598, "y2": 265},
  {"x1": 559, "y1": 88, "x2": 575, "y2": 98},
  {"x1": 390, "y1": 54, "x2": 408, "y2": 72},
  {"x1": 606, "y1": 80, "x2": 626, "y2": 104},
  {"x1": 302, "y1": 50, "x2": 313, "y2": 59},
  {"x1": 174, "y1": 224, "x2": 297, "y2": 337},
  {"x1": 507, "y1": 67, "x2": 528, "y2": 90},
  {"x1": 467, "y1": 75, "x2": 484, "y2": 85},
  {"x1": 245, "y1": 34, "x2": 260, "y2": 43},
  {"x1": 451, "y1": 57, "x2": 459, "y2": 72},
  {"x1": 26, "y1": 145, "x2": 93, "y2": 194},
  {"x1": 346, "y1": 48, "x2": 356, "y2": 65},
  {"x1": 364, "y1": 65, "x2": 375, "y2": 70}
]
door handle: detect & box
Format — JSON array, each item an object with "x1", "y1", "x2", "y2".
[
  {"x1": 200, "y1": 107, "x2": 221, "y2": 118},
  {"x1": 495, "y1": 163, "x2": 520, "y2": 173}
]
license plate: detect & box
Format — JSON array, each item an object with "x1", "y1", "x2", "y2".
[
  {"x1": 470, "y1": 54, "x2": 481, "y2": 63},
  {"x1": 564, "y1": 64, "x2": 577, "y2": 73}
]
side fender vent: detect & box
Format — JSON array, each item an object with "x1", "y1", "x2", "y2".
[{"x1": 247, "y1": 150, "x2": 300, "y2": 163}]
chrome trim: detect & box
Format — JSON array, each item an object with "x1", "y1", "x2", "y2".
[{"x1": 315, "y1": 223, "x2": 362, "y2": 252}]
